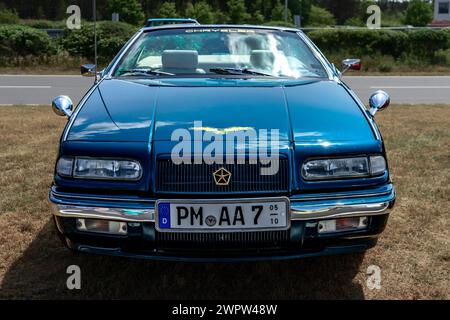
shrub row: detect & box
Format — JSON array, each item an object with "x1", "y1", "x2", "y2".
[
  {"x1": 61, "y1": 21, "x2": 137, "y2": 63},
  {"x1": 0, "y1": 24, "x2": 55, "y2": 56},
  {"x1": 0, "y1": 22, "x2": 136, "y2": 62},
  {"x1": 0, "y1": 24, "x2": 448, "y2": 66},
  {"x1": 307, "y1": 28, "x2": 450, "y2": 61},
  {"x1": 21, "y1": 19, "x2": 66, "y2": 29}
]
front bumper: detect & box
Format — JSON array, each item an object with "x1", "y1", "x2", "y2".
[{"x1": 49, "y1": 183, "x2": 395, "y2": 261}]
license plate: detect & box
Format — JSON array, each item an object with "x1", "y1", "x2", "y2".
[{"x1": 155, "y1": 197, "x2": 289, "y2": 232}]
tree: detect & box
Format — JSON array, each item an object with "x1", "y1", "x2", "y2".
[
  {"x1": 214, "y1": 10, "x2": 229, "y2": 24},
  {"x1": 250, "y1": 0, "x2": 311, "y2": 25},
  {"x1": 185, "y1": 1, "x2": 214, "y2": 24},
  {"x1": 316, "y1": 0, "x2": 359, "y2": 24},
  {"x1": 157, "y1": 2, "x2": 179, "y2": 18},
  {"x1": 0, "y1": 8, "x2": 19, "y2": 24},
  {"x1": 252, "y1": 10, "x2": 265, "y2": 25},
  {"x1": 344, "y1": 17, "x2": 365, "y2": 27},
  {"x1": 251, "y1": 0, "x2": 269, "y2": 19},
  {"x1": 403, "y1": 0, "x2": 433, "y2": 27},
  {"x1": 299, "y1": 0, "x2": 313, "y2": 26},
  {"x1": 271, "y1": 0, "x2": 292, "y2": 22},
  {"x1": 107, "y1": 0, "x2": 145, "y2": 25},
  {"x1": 307, "y1": 5, "x2": 336, "y2": 27},
  {"x1": 227, "y1": 0, "x2": 251, "y2": 24}
]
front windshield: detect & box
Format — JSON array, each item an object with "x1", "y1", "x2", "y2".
[{"x1": 113, "y1": 27, "x2": 328, "y2": 79}]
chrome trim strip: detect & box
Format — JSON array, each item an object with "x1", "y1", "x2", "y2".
[
  {"x1": 142, "y1": 24, "x2": 302, "y2": 33},
  {"x1": 105, "y1": 27, "x2": 333, "y2": 81},
  {"x1": 51, "y1": 197, "x2": 393, "y2": 223},
  {"x1": 62, "y1": 81, "x2": 101, "y2": 142},
  {"x1": 51, "y1": 190, "x2": 153, "y2": 203},
  {"x1": 106, "y1": 30, "x2": 143, "y2": 78},
  {"x1": 51, "y1": 204, "x2": 155, "y2": 222},
  {"x1": 292, "y1": 187, "x2": 393, "y2": 201},
  {"x1": 294, "y1": 191, "x2": 391, "y2": 201},
  {"x1": 62, "y1": 31, "x2": 144, "y2": 142},
  {"x1": 290, "y1": 201, "x2": 391, "y2": 221},
  {"x1": 50, "y1": 184, "x2": 393, "y2": 203},
  {"x1": 297, "y1": 32, "x2": 382, "y2": 140},
  {"x1": 342, "y1": 83, "x2": 382, "y2": 141},
  {"x1": 297, "y1": 31, "x2": 334, "y2": 80}
]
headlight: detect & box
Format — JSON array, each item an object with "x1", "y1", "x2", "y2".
[
  {"x1": 56, "y1": 157, "x2": 142, "y2": 181},
  {"x1": 302, "y1": 156, "x2": 386, "y2": 181}
]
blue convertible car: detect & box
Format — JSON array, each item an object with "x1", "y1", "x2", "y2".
[{"x1": 50, "y1": 23, "x2": 395, "y2": 261}]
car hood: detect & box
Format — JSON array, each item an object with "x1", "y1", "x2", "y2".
[{"x1": 67, "y1": 78, "x2": 376, "y2": 144}]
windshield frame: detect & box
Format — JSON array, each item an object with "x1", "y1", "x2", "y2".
[{"x1": 107, "y1": 25, "x2": 334, "y2": 81}]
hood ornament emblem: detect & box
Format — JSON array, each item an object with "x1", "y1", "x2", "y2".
[{"x1": 213, "y1": 167, "x2": 231, "y2": 186}]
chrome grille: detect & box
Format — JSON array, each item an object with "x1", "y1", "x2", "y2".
[{"x1": 155, "y1": 158, "x2": 289, "y2": 194}]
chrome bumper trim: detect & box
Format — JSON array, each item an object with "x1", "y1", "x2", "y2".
[
  {"x1": 290, "y1": 201, "x2": 391, "y2": 220},
  {"x1": 51, "y1": 202, "x2": 390, "y2": 223},
  {"x1": 51, "y1": 195, "x2": 394, "y2": 223},
  {"x1": 51, "y1": 204, "x2": 155, "y2": 222}
]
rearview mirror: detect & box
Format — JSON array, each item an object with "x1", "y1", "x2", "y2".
[
  {"x1": 341, "y1": 59, "x2": 361, "y2": 74},
  {"x1": 81, "y1": 64, "x2": 96, "y2": 77},
  {"x1": 369, "y1": 90, "x2": 390, "y2": 116},
  {"x1": 52, "y1": 95, "x2": 73, "y2": 117}
]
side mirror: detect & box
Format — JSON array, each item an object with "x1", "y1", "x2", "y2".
[
  {"x1": 369, "y1": 90, "x2": 390, "y2": 116},
  {"x1": 52, "y1": 95, "x2": 73, "y2": 117},
  {"x1": 81, "y1": 64, "x2": 96, "y2": 77},
  {"x1": 341, "y1": 58, "x2": 361, "y2": 74}
]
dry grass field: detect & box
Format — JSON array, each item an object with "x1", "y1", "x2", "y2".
[{"x1": 0, "y1": 104, "x2": 448, "y2": 299}]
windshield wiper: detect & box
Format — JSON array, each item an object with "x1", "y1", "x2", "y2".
[
  {"x1": 209, "y1": 67, "x2": 274, "y2": 77},
  {"x1": 117, "y1": 68, "x2": 174, "y2": 77}
]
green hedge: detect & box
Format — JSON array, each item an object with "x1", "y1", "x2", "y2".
[
  {"x1": 307, "y1": 29, "x2": 449, "y2": 60},
  {"x1": 0, "y1": 24, "x2": 55, "y2": 56},
  {"x1": 0, "y1": 23, "x2": 448, "y2": 69},
  {"x1": 264, "y1": 20, "x2": 296, "y2": 28},
  {"x1": 406, "y1": 29, "x2": 450, "y2": 59},
  {"x1": 21, "y1": 19, "x2": 66, "y2": 29},
  {"x1": 0, "y1": 9, "x2": 20, "y2": 24},
  {"x1": 61, "y1": 21, "x2": 137, "y2": 62}
]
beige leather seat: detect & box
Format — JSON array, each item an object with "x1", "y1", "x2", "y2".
[{"x1": 161, "y1": 50, "x2": 205, "y2": 74}]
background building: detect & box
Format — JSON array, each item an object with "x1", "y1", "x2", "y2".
[{"x1": 431, "y1": 0, "x2": 450, "y2": 26}]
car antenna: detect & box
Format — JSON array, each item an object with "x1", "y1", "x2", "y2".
[{"x1": 93, "y1": 0, "x2": 98, "y2": 84}]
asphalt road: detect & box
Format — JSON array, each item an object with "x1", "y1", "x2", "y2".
[
  {"x1": 344, "y1": 76, "x2": 450, "y2": 104},
  {"x1": 0, "y1": 75, "x2": 449, "y2": 105}
]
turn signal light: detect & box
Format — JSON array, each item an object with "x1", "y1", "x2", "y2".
[
  {"x1": 318, "y1": 217, "x2": 368, "y2": 234},
  {"x1": 76, "y1": 218, "x2": 127, "y2": 235}
]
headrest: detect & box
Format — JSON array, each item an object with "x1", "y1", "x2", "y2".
[
  {"x1": 162, "y1": 50, "x2": 199, "y2": 70},
  {"x1": 250, "y1": 50, "x2": 275, "y2": 69}
]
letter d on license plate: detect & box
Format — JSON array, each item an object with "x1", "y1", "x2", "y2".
[{"x1": 156, "y1": 197, "x2": 289, "y2": 232}]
